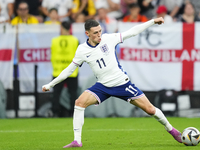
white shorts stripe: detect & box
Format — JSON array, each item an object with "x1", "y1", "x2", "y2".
[
  {"x1": 127, "y1": 93, "x2": 145, "y2": 103},
  {"x1": 85, "y1": 90, "x2": 101, "y2": 104}
]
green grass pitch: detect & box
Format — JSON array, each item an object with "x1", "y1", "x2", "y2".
[{"x1": 0, "y1": 117, "x2": 199, "y2": 150}]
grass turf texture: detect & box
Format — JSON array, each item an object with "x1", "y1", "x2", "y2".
[{"x1": 0, "y1": 117, "x2": 199, "y2": 150}]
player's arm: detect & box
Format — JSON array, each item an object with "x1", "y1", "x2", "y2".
[
  {"x1": 121, "y1": 17, "x2": 164, "y2": 41},
  {"x1": 42, "y1": 62, "x2": 78, "y2": 91}
]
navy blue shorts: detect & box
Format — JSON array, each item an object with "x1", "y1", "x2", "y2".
[{"x1": 86, "y1": 81, "x2": 144, "y2": 104}]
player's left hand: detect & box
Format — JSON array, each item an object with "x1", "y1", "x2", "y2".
[{"x1": 154, "y1": 17, "x2": 164, "y2": 25}]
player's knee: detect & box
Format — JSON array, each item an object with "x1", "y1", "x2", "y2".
[
  {"x1": 75, "y1": 98, "x2": 88, "y2": 108},
  {"x1": 145, "y1": 106, "x2": 156, "y2": 115},
  {"x1": 75, "y1": 99, "x2": 84, "y2": 107}
]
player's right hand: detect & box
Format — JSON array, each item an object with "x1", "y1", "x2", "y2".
[
  {"x1": 42, "y1": 84, "x2": 50, "y2": 92},
  {"x1": 154, "y1": 17, "x2": 164, "y2": 25}
]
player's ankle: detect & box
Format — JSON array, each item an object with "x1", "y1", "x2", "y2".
[
  {"x1": 75, "y1": 140, "x2": 82, "y2": 145},
  {"x1": 165, "y1": 124, "x2": 173, "y2": 131}
]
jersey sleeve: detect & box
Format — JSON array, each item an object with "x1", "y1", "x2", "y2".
[
  {"x1": 121, "y1": 19, "x2": 154, "y2": 41},
  {"x1": 72, "y1": 46, "x2": 84, "y2": 66},
  {"x1": 105, "y1": 33, "x2": 123, "y2": 45}
]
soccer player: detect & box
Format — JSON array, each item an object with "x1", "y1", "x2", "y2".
[
  {"x1": 42, "y1": 17, "x2": 182, "y2": 148},
  {"x1": 50, "y1": 21, "x2": 79, "y2": 117}
]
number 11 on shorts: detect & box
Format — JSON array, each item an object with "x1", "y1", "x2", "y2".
[{"x1": 125, "y1": 85, "x2": 138, "y2": 96}]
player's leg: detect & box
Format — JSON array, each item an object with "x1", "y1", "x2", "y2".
[
  {"x1": 130, "y1": 95, "x2": 182, "y2": 143},
  {"x1": 51, "y1": 77, "x2": 65, "y2": 117},
  {"x1": 63, "y1": 91, "x2": 98, "y2": 148},
  {"x1": 66, "y1": 77, "x2": 78, "y2": 117}
]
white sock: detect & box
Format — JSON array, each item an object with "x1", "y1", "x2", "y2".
[
  {"x1": 73, "y1": 106, "x2": 85, "y2": 144},
  {"x1": 152, "y1": 107, "x2": 173, "y2": 131}
]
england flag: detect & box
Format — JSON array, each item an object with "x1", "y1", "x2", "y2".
[
  {"x1": 118, "y1": 22, "x2": 200, "y2": 91},
  {"x1": 0, "y1": 24, "x2": 15, "y2": 89}
]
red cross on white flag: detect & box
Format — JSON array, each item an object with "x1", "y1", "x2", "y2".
[
  {"x1": 0, "y1": 25, "x2": 15, "y2": 89},
  {"x1": 119, "y1": 23, "x2": 200, "y2": 91}
]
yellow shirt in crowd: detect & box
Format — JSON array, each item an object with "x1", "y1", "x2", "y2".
[
  {"x1": 11, "y1": 15, "x2": 39, "y2": 25},
  {"x1": 72, "y1": 0, "x2": 96, "y2": 16},
  {"x1": 44, "y1": 20, "x2": 61, "y2": 25}
]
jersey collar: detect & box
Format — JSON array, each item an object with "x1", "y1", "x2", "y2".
[{"x1": 86, "y1": 39, "x2": 99, "y2": 48}]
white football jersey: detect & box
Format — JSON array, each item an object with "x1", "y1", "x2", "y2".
[{"x1": 73, "y1": 33, "x2": 129, "y2": 87}]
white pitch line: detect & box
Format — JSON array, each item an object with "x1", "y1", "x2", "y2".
[{"x1": 0, "y1": 129, "x2": 163, "y2": 133}]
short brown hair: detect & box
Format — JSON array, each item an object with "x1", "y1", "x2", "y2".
[{"x1": 84, "y1": 19, "x2": 100, "y2": 31}]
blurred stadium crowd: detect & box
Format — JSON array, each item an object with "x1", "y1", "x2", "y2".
[{"x1": 0, "y1": 0, "x2": 200, "y2": 26}]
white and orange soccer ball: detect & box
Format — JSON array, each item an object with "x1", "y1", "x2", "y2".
[{"x1": 181, "y1": 127, "x2": 200, "y2": 146}]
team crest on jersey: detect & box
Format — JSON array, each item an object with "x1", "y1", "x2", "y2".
[{"x1": 100, "y1": 44, "x2": 109, "y2": 55}]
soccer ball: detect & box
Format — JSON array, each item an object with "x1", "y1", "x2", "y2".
[{"x1": 181, "y1": 127, "x2": 200, "y2": 146}]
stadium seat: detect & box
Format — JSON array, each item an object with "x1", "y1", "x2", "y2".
[{"x1": 154, "y1": 89, "x2": 178, "y2": 116}]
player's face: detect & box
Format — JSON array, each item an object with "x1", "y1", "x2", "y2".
[{"x1": 86, "y1": 25, "x2": 102, "y2": 46}]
